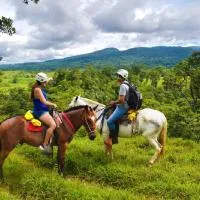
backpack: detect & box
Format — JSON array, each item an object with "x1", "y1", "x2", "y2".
[{"x1": 124, "y1": 82, "x2": 142, "y2": 110}]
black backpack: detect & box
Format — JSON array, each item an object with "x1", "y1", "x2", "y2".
[{"x1": 124, "y1": 82, "x2": 142, "y2": 110}]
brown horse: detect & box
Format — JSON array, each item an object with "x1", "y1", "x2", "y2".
[{"x1": 0, "y1": 105, "x2": 97, "y2": 179}]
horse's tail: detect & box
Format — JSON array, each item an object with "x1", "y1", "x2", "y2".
[{"x1": 159, "y1": 119, "x2": 167, "y2": 155}]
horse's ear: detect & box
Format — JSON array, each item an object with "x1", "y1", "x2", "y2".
[
  {"x1": 75, "y1": 96, "x2": 79, "y2": 102},
  {"x1": 85, "y1": 105, "x2": 92, "y2": 113},
  {"x1": 85, "y1": 105, "x2": 89, "y2": 110},
  {"x1": 93, "y1": 105, "x2": 98, "y2": 111}
]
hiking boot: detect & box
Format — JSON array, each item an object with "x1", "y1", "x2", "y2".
[
  {"x1": 109, "y1": 129, "x2": 118, "y2": 145},
  {"x1": 112, "y1": 136, "x2": 118, "y2": 144},
  {"x1": 39, "y1": 144, "x2": 52, "y2": 154}
]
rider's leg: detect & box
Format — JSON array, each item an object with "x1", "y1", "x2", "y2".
[
  {"x1": 107, "y1": 105, "x2": 128, "y2": 144},
  {"x1": 39, "y1": 113, "x2": 56, "y2": 146}
]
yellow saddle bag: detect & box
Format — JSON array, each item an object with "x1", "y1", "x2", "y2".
[
  {"x1": 24, "y1": 110, "x2": 34, "y2": 120},
  {"x1": 128, "y1": 109, "x2": 137, "y2": 121},
  {"x1": 24, "y1": 111, "x2": 42, "y2": 126},
  {"x1": 31, "y1": 119, "x2": 42, "y2": 127}
]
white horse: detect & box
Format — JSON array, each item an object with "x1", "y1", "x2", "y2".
[{"x1": 69, "y1": 96, "x2": 167, "y2": 165}]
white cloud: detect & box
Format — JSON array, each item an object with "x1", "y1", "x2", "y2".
[{"x1": 0, "y1": 0, "x2": 200, "y2": 64}]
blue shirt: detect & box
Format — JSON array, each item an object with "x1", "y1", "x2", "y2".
[{"x1": 33, "y1": 88, "x2": 49, "y2": 113}]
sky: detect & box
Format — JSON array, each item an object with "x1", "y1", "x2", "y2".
[{"x1": 0, "y1": 0, "x2": 200, "y2": 64}]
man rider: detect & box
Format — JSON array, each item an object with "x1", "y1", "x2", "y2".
[{"x1": 105, "y1": 69, "x2": 129, "y2": 145}]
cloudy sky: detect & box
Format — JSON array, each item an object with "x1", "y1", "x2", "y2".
[{"x1": 0, "y1": 0, "x2": 200, "y2": 64}]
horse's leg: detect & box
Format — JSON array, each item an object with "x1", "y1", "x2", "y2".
[
  {"x1": 57, "y1": 142, "x2": 68, "y2": 175},
  {"x1": 148, "y1": 121, "x2": 168, "y2": 165},
  {"x1": 0, "y1": 136, "x2": 19, "y2": 180},
  {"x1": 147, "y1": 137, "x2": 162, "y2": 166},
  {"x1": 104, "y1": 137, "x2": 113, "y2": 160},
  {"x1": 0, "y1": 141, "x2": 2, "y2": 153},
  {"x1": 158, "y1": 121, "x2": 167, "y2": 155},
  {"x1": 0, "y1": 148, "x2": 11, "y2": 180}
]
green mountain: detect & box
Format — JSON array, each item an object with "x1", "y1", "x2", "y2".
[{"x1": 0, "y1": 46, "x2": 199, "y2": 70}]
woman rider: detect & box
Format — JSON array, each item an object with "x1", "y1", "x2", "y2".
[
  {"x1": 31, "y1": 72, "x2": 57, "y2": 153},
  {"x1": 105, "y1": 69, "x2": 129, "y2": 146}
]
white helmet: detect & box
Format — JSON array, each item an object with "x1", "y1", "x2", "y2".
[
  {"x1": 35, "y1": 72, "x2": 52, "y2": 83},
  {"x1": 116, "y1": 69, "x2": 128, "y2": 80}
]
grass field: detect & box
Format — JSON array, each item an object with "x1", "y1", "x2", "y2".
[
  {"x1": 0, "y1": 71, "x2": 54, "y2": 90},
  {"x1": 0, "y1": 133, "x2": 200, "y2": 200}
]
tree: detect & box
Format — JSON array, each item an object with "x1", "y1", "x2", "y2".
[
  {"x1": 0, "y1": 16, "x2": 16, "y2": 35},
  {"x1": 23, "y1": 0, "x2": 40, "y2": 5},
  {"x1": 175, "y1": 51, "x2": 200, "y2": 110},
  {"x1": 0, "y1": 0, "x2": 40, "y2": 35}
]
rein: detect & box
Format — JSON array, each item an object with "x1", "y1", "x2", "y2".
[
  {"x1": 61, "y1": 112, "x2": 75, "y2": 131},
  {"x1": 96, "y1": 107, "x2": 106, "y2": 113},
  {"x1": 96, "y1": 106, "x2": 111, "y2": 121},
  {"x1": 98, "y1": 107, "x2": 111, "y2": 134},
  {"x1": 60, "y1": 107, "x2": 95, "y2": 134}
]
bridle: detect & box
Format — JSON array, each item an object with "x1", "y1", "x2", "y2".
[
  {"x1": 54, "y1": 106, "x2": 96, "y2": 136},
  {"x1": 83, "y1": 108, "x2": 96, "y2": 135}
]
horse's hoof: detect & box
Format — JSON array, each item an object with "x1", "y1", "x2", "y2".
[
  {"x1": 58, "y1": 171, "x2": 64, "y2": 177},
  {"x1": 148, "y1": 162, "x2": 153, "y2": 167}
]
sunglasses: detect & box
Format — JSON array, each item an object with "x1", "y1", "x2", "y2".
[{"x1": 117, "y1": 74, "x2": 122, "y2": 79}]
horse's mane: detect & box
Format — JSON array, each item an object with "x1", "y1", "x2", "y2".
[
  {"x1": 77, "y1": 96, "x2": 105, "y2": 107},
  {"x1": 64, "y1": 105, "x2": 88, "y2": 113}
]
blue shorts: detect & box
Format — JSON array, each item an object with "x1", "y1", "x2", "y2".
[{"x1": 33, "y1": 110, "x2": 49, "y2": 119}]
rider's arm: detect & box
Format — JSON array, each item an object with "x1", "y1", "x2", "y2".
[
  {"x1": 114, "y1": 95, "x2": 125, "y2": 104},
  {"x1": 34, "y1": 88, "x2": 57, "y2": 108},
  {"x1": 109, "y1": 83, "x2": 127, "y2": 106},
  {"x1": 109, "y1": 95, "x2": 125, "y2": 106}
]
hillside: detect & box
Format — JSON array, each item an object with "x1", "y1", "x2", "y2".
[{"x1": 0, "y1": 46, "x2": 199, "y2": 70}]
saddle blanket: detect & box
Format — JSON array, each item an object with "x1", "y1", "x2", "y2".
[{"x1": 27, "y1": 122, "x2": 43, "y2": 132}]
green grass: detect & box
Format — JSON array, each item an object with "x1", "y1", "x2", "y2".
[
  {"x1": 0, "y1": 71, "x2": 53, "y2": 90},
  {"x1": 0, "y1": 134, "x2": 200, "y2": 199},
  {"x1": 0, "y1": 188, "x2": 20, "y2": 200}
]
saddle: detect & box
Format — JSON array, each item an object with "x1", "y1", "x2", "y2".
[
  {"x1": 24, "y1": 110, "x2": 62, "y2": 132},
  {"x1": 105, "y1": 107, "x2": 137, "y2": 124},
  {"x1": 24, "y1": 110, "x2": 44, "y2": 132},
  {"x1": 99, "y1": 107, "x2": 138, "y2": 134},
  {"x1": 118, "y1": 110, "x2": 137, "y2": 125}
]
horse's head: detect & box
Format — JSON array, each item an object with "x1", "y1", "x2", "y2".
[
  {"x1": 83, "y1": 105, "x2": 97, "y2": 141},
  {"x1": 69, "y1": 96, "x2": 105, "y2": 111}
]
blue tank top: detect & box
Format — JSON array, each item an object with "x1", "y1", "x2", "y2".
[{"x1": 33, "y1": 88, "x2": 49, "y2": 112}]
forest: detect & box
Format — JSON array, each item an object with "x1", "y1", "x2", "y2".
[{"x1": 0, "y1": 51, "x2": 199, "y2": 141}]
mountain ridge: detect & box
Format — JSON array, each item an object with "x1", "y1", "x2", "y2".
[{"x1": 0, "y1": 46, "x2": 199, "y2": 70}]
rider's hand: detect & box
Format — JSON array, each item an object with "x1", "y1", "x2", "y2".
[
  {"x1": 109, "y1": 101, "x2": 116, "y2": 106},
  {"x1": 51, "y1": 103, "x2": 57, "y2": 108}
]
